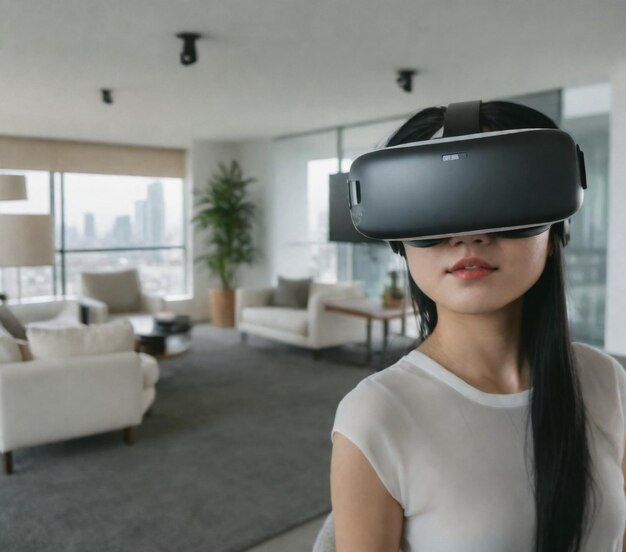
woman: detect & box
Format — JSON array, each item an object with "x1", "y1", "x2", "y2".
[{"x1": 330, "y1": 101, "x2": 626, "y2": 552}]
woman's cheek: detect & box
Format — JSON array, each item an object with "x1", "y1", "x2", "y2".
[{"x1": 408, "y1": 264, "x2": 445, "y2": 301}]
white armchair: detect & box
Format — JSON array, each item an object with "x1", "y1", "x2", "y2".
[
  {"x1": 235, "y1": 281, "x2": 368, "y2": 357},
  {"x1": 79, "y1": 268, "x2": 166, "y2": 324},
  {"x1": 0, "y1": 326, "x2": 159, "y2": 475}
]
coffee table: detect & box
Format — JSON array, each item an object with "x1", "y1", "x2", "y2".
[
  {"x1": 131, "y1": 314, "x2": 192, "y2": 359},
  {"x1": 324, "y1": 297, "x2": 411, "y2": 365}
]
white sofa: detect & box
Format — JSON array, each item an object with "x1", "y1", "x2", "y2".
[
  {"x1": 235, "y1": 281, "x2": 368, "y2": 356},
  {"x1": 0, "y1": 330, "x2": 158, "y2": 475}
]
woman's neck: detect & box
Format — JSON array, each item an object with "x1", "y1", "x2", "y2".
[{"x1": 416, "y1": 299, "x2": 530, "y2": 394}]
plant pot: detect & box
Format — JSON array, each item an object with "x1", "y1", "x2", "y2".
[
  {"x1": 382, "y1": 297, "x2": 405, "y2": 310},
  {"x1": 209, "y1": 288, "x2": 235, "y2": 327}
]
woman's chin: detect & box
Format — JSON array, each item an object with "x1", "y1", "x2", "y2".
[{"x1": 437, "y1": 297, "x2": 521, "y2": 317}]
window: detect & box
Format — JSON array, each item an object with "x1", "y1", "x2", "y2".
[
  {"x1": 61, "y1": 174, "x2": 186, "y2": 296},
  {"x1": 0, "y1": 170, "x2": 188, "y2": 300},
  {"x1": 306, "y1": 158, "x2": 351, "y2": 282},
  {"x1": 561, "y1": 83, "x2": 611, "y2": 347}
]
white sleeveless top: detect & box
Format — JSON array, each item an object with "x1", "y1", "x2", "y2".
[{"x1": 332, "y1": 342, "x2": 626, "y2": 551}]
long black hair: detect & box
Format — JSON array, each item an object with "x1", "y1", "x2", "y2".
[{"x1": 385, "y1": 101, "x2": 598, "y2": 552}]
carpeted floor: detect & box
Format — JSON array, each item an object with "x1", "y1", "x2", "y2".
[{"x1": 0, "y1": 324, "x2": 415, "y2": 552}]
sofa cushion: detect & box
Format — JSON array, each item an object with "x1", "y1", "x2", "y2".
[
  {"x1": 242, "y1": 307, "x2": 308, "y2": 337},
  {"x1": 81, "y1": 269, "x2": 142, "y2": 314},
  {"x1": 0, "y1": 304, "x2": 27, "y2": 340},
  {"x1": 271, "y1": 276, "x2": 312, "y2": 309},
  {"x1": 0, "y1": 326, "x2": 22, "y2": 364},
  {"x1": 27, "y1": 320, "x2": 135, "y2": 360}
]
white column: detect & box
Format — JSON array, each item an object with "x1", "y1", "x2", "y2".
[{"x1": 605, "y1": 61, "x2": 626, "y2": 355}]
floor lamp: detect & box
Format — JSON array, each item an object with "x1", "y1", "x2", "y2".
[{"x1": 0, "y1": 214, "x2": 54, "y2": 302}]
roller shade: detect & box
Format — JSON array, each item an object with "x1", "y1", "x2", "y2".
[{"x1": 0, "y1": 136, "x2": 186, "y2": 178}]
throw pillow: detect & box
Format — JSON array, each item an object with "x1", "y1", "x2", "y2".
[
  {"x1": 0, "y1": 304, "x2": 27, "y2": 340},
  {"x1": 27, "y1": 319, "x2": 135, "y2": 360},
  {"x1": 271, "y1": 276, "x2": 312, "y2": 309},
  {"x1": 0, "y1": 325, "x2": 22, "y2": 364}
]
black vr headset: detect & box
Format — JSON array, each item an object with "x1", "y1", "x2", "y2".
[{"x1": 346, "y1": 100, "x2": 587, "y2": 254}]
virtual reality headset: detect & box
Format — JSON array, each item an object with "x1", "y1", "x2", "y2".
[{"x1": 346, "y1": 100, "x2": 587, "y2": 249}]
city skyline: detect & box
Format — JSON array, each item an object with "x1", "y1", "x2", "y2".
[{"x1": 65, "y1": 180, "x2": 182, "y2": 248}]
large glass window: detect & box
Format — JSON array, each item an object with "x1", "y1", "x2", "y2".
[
  {"x1": 561, "y1": 84, "x2": 610, "y2": 347},
  {"x1": 0, "y1": 169, "x2": 188, "y2": 301},
  {"x1": 61, "y1": 173, "x2": 186, "y2": 296},
  {"x1": 306, "y1": 158, "x2": 351, "y2": 282}
]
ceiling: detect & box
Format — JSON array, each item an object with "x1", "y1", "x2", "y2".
[{"x1": 0, "y1": 0, "x2": 624, "y2": 149}]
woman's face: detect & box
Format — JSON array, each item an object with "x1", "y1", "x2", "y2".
[{"x1": 403, "y1": 231, "x2": 552, "y2": 315}]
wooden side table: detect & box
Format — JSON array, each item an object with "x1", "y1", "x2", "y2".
[{"x1": 324, "y1": 297, "x2": 411, "y2": 365}]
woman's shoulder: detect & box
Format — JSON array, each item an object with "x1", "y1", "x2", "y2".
[
  {"x1": 572, "y1": 341, "x2": 625, "y2": 376},
  {"x1": 571, "y1": 341, "x2": 626, "y2": 419},
  {"x1": 336, "y1": 354, "x2": 420, "y2": 417}
]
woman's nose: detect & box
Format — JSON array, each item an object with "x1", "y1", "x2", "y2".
[{"x1": 448, "y1": 233, "x2": 493, "y2": 246}]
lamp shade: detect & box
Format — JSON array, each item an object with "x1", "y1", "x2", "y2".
[
  {"x1": 0, "y1": 214, "x2": 54, "y2": 267},
  {"x1": 0, "y1": 175, "x2": 27, "y2": 201}
]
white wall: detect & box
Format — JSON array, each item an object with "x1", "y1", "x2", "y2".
[{"x1": 605, "y1": 61, "x2": 626, "y2": 355}]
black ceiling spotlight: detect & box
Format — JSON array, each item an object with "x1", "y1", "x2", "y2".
[
  {"x1": 176, "y1": 32, "x2": 201, "y2": 66},
  {"x1": 396, "y1": 69, "x2": 417, "y2": 93},
  {"x1": 101, "y1": 89, "x2": 113, "y2": 104}
]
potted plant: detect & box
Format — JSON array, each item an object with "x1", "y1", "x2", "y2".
[
  {"x1": 381, "y1": 269, "x2": 405, "y2": 309},
  {"x1": 192, "y1": 160, "x2": 258, "y2": 327}
]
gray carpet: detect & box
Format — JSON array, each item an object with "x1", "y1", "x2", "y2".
[{"x1": 0, "y1": 325, "x2": 414, "y2": 552}]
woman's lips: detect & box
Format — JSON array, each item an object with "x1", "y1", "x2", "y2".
[
  {"x1": 450, "y1": 256, "x2": 496, "y2": 272},
  {"x1": 447, "y1": 257, "x2": 498, "y2": 280},
  {"x1": 451, "y1": 267, "x2": 496, "y2": 280}
]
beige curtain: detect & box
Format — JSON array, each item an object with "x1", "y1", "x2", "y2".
[{"x1": 0, "y1": 136, "x2": 185, "y2": 178}]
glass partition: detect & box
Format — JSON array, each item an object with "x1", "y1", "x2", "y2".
[{"x1": 561, "y1": 110, "x2": 610, "y2": 346}]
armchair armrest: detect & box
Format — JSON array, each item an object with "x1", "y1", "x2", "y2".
[
  {"x1": 76, "y1": 296, "x2": 108, "y2": 324},
  {"x1": 308, "y1": 284, "x2": 367, "y2": 348},
  {"x1": 140, "y1": 292, "x2": 166, "y2": 315},
  {"x1": 307, "y1": 283, "x2": 365, "y2": 319},
  {"x1": 235, "y1": 287, "x2": 274, "y2": 327}
]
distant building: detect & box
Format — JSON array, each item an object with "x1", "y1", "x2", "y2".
[
  {"x1": 84, "y1": 213, "x2": 96, "y2": 241},
  {"x1": 112, "y1": 215, "x2": 132, "y2": 245},
  {"x1": 134, "y1": 200, "x2": 147, "y2": 243},
  {"x1": 66, "y1": 225, "x2": 81, "y2": 247},
  {"x1": 145, "y1": 181, "x2": 165, "y2": 245}
]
